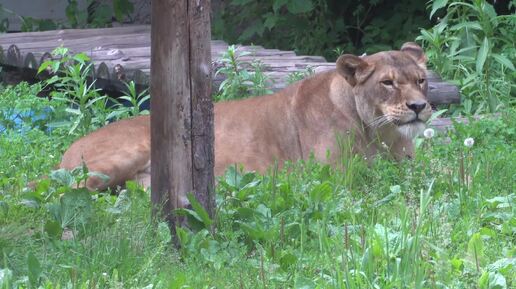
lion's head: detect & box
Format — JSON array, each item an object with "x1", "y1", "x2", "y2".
[{"x1": 336, "y1": 42, "x2": 432, "y2": 139}]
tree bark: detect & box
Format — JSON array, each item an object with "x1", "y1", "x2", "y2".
[
  {"x1": 189, "y1": 1, "x2": 215, "y2": 219},
  {"x1": 150, "y1": 0, "x2": 214, "y2": 236}
]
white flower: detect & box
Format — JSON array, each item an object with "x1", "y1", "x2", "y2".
[
  {"x1": 464, "y1": 137, "x2": 475, "y2": 148},
  {"x1": 423, "y1": 128, "x2": 435, "y2": 139}
]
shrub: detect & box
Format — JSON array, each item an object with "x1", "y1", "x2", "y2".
[
  {"x1": 417, "y1": 0, "x2": 516, "y2": 114},
  {"x1": 213, "y1": 0, "x2": 432, "y2": 60}
]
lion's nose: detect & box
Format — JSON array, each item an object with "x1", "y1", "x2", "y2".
[{"x1": 406, "y1": 101, "x2": 426, "y2": 114}]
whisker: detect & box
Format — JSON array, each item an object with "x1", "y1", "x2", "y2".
[{"x1": 367, "y1": 114, "x2": 396, "y2": 128}]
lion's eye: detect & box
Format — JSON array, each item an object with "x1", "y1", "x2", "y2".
[
  {"x1": 381, "y1": 80, "x2": 394, "y2": 86},
  {"x1": 417, "y1": 78, "x2": 426, "y2": 85}
]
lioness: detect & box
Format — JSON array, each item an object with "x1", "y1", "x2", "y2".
[{"x1": 59, "y1": 42, "x2": 431, "y2": 191}]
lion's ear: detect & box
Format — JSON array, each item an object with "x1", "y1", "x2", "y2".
[
  {"x1": 336, "y1": 54, "x2": 375, "y2": 87},
  {"x1": 401, "y1": 42, "x2": 427, "y2": 67}
]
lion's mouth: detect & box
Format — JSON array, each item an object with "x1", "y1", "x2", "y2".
[
  {"x1": 396, "y1": 117, "x2": 427, "y2": 138},
  {"x1": 404, "y1": 118, "x2": 424, "y2": 125},
  {"x1": 396, "y1": 118, "x2": 425, "y2": 126}
]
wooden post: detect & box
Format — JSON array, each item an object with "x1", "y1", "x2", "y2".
[{"x1": 150, "y1": 0, "x2": 214, "y2": 234}]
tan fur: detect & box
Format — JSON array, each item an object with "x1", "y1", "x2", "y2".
[{"x1": 59, "y1": 43, "x2": 432, "y2": 191}]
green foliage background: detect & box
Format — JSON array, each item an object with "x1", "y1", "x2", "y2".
[{"x1": 213, "y1": 0, "x2": 433, "y2": 60}]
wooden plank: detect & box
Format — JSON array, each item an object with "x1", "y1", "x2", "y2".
[
  {"x1": 426, "y1": 71, "x2": 461, "y2": 105},
  {"x1": 430, "y1": 114, "x2": 499, "y2": 131},
  {"x1": 0, "y1": 25, "x2": 461, "y2": 105},
  {"x1": 0, "y1": 25, "x2": 151, "y2": 43}
]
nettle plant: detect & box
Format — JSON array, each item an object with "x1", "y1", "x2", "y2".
[
  {"x1": 214, "y1": 45, "x2": 274, "y2": 101},
  {"x1": 38, "y1": 47, "x2": 149, "y2": 136},
  {"x1": 39, "y1": 47, "x2": 109, "y2": 136},
  {"x1": 417, "y1": 0, "x2": 516, "y2": 115},
  {"x1": 215, "y1": 45, "x2": 317, "y2": 101}
]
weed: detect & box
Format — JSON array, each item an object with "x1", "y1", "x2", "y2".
[
  {"x1": 214, "y1": 45, "x2": 273, "y2": 101},
  {"x1": 417, "y1": 0, "x2": 516, "y2": 114},
  {"x1": 287, "y1": 66, "x2": 315, "y2": 85}
]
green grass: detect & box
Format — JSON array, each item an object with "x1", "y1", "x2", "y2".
[{"x1": 0, "y1": 81, "x2": 514, "y2": 288}]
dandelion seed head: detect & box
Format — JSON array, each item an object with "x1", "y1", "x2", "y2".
[
  {"x1": 423, "y1": 128, "x2": 435, "y2": 139},
  {"x1": 464, "y1": 137, "x2": 474, "y2": 148}
]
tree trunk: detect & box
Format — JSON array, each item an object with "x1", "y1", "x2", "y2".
[{"x1": 150, "y1": 0, "x2": 214, "y2": 238}]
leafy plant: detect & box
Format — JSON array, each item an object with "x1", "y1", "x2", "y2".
[
  {"x1": 214, "y1": 45, "x2": 273, "y2": 101},
  {"x1": 38, "y1": 47, "x2": 110, "y2": 135},
  {"x1": 38, "y1": 47, "x2": 147, "y2": 136},
  {"x1": 417, "y1": 0, "x2": 516, "y2": 114},
  {"x1": 2, "y1": 0, "x2": 136, "y2": 32},
  {"x1": 0, "y1": 4, "x2": 14, "y2": 32},
  {"x1": 286, "y1": 66, "x2": 315, "y2": 84},
  {"x1": 66, "y1": 0, "x2": 135, "y2": 28},
  {"x1": 0, "y1": 82, "x2": 61, "y2": 133},
  {"x1": 109, "y1": 81, "x2": 150, "y2": 119},
  {"x1": 213, "y1": 0, "x2": 433, "y2": 60}
]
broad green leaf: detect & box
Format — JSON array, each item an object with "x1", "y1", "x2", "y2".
[
  {"x1": 231, "y1": 0, "x2": 254, "y2": 5},
  {"x1": 263, "y1": 13, "x2": 278, "y2": 30},
  {"x1": 279, "y1": 252, "x2": 298, "y2": 270},
  {"x1": 286, "y1": 0, "x2": 314, "y2": 14},
  {"x1": 113, "y1": 0, "x2": 134, "y2": 22},
  {"x1": 224, "y1": 165, "x2": 243, "y2": 188},
  {"x1": 427, "y1": 109, "x2": 448, "y2": 123},
  {"x1": 0, "y1": 268, "x2": 13, "y2": 287},
  {"x1": 59, "y1": 188, "x2": 93, "y2": 228},
  {"x1": 44, "y1": 220, "x2": 63, "y2": 239},
  {"x1": 37, "y1": 60, "x2": 53, "y2": 74},
  {"x1": 450, "y1": 258, "x2": 464, "y2": 273},
  {"x1": 238, "y1": 22, "x2": 265, "y2": 41},
  {"x1": 450, "y1": 21, "x2": 482, "y2": 31},
  {"x1": 52, "y1": 61, "x2": 61, "y2": 74},
  {"x1": 27, "y1": 252, "x2": 42, "y2": 287},
  {"x1": 273, "y1": 0, "x2": 289, "y2": 13},
  {"x1": 91, "y1": 4, "x2": 113, "y2": 24},
  {"x1": 486, "y1": 258, "x2": 516, "y2": 274},
  {"x1": 430, "y1": 0, "x2": 448, "y2": 19},
  {"x1": 175, "y1": 208, "x2": 205, "y2": 231},
  {"x1": 50, "y1": 168, "x2": 75, "y2": 187},
  {"x1": 309, "y1": 181, "x2": 332, "y2": 203},
  {"x1": 476, "y1": 37, "x2": 489, "y2": 73},
  {"x1": 479, "y1": 271, "x2": 507, "y2": 289},
  {"x1": 238, "y1": 221, "x2": 265, "y2": 240},
  {"x1": 87, "y1": 171, "x2": 111, "y2": 184},
  {"x1": 491, "y1": 53, "x2": 515, "y2": 71},
  {"x1": 187, "y1": 192, "x2": 213, "y2": 228},
  {"x1": 0, "y1": 200, "x2": 8, "y2": 215},
  {"x1": 467, "y1": 232, "x2": 485, "y2": 265},
  {"x1": 482, "y1": 2, "x2": 497, "y2": 19},
  {"x1": 72, "y1": 52, "x2": 90, "y2": 64},
  {"x1": 65, "y1": 107, "x2": 82, "y2": 115},
  {"x1": 294, "y1": 276, "x2": 316, "y2": 289},
  {"x1": 106, "y1": 189, "x2": 131, "y2": 214},
  {"x1": 485, "y1": 195, "x2": 513, "y2": 207},
  {"x1": 390, "y1": 185, "x2": 401, "y2": 194},
  {"x1": 52, "y1": 46, "x2": 68, "y2": 57},
  {"x1": 175, "y1": 226, "x2": 190, "y2": 249},
  {"x1": 374, "y1": 191, "x2": 399, "y2": 207},
  {"x1": 157, "y1": 221, "x2": 172, "y2": 244}
]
